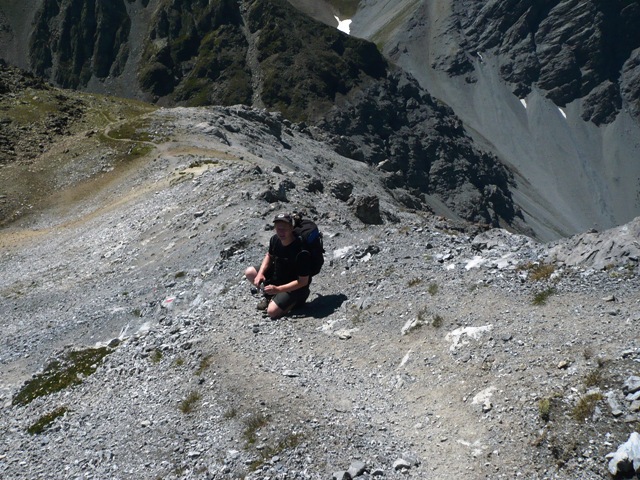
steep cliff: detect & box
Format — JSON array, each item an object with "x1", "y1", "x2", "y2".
[
  {"x1": 29, "y1": 0, "x2": 131, "y2": 88},
  {"x1": 454, "y1": 0, "x2": 640, "y2": 125},
  {"x1": 347, "y1": 0, "x2": 640, "y2": 239}
]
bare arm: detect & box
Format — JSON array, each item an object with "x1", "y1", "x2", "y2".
[
  {"x1": 254, "y1": 252, "x2": 271, "y2": 286},
  {"x1": 264, "y1": 275, "x2": 309, "y2": 295}
]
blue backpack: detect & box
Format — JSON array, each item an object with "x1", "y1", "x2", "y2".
[{"x1": 293, "y1": 215, "x2": 324, "y2": 276}]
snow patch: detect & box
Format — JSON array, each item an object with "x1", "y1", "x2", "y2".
[
  {"x1": 334, "y1": 16, "x2": 352, "y2": 34},
  {"x1": 558, "y1": 107, "x2": 567, "y2": 119},
  {"x1": 520, "y1": 98, "x2": 527, "y2": 109}
]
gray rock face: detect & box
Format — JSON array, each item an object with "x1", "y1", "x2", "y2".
[
  {"x1": 544, "y1": 216, "x2": 640, "y2": 270},
  {"x1": 456, "y1": 0, "x2": 640, "y2": 125},
  {"x1": 318, "y1": 71, "x2": 522, "y2": 228},
  {"x1": 29, "y1": 0, "x2": 131, "y2": 88},
  {"x1": 352, "y1": 195, "x2": 383, "y2": 225},
  {"x1": 346, "y1": 0, "x2": 640, "y2": 240}
]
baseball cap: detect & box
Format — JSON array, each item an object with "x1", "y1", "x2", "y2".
[{"x1": 273, "y1": 213, "x2": 293, "y2": 225}]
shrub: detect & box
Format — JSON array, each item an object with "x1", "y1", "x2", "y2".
[
  {"x1": 531, "y1": 287, "x2": 556, "y2": 306},
  {"x1": 538, "y1": 398, "x2": 551, "y2": 422},
  {"x1": 195, "y1": 354, "x2": 213, "y2": 376},
  {"x1": 572, "y1": 393, "x2": 603, "y2": 421},
  {"x1": 223, "y1": 407, "x2": 237, "y2": 420},
  {"x1": 243, "y1": 412, "x2": 270, "y2": 444},
  {"x1": 150, "y1": 349, "x2": 163, "y2": 363},
  {"x1": 173, "y1": 357, "x2": 185, "y2": 367},
  {"x1": 584, "y1": 369, "x2": 603, "y2": 388},
  {"x1": 427, "y1": 282, "x2": 439, "y2": 296},
  {"x1": 518, "y1": 262, "x2": 556, "y2": 281},
  {"x1": 249, "y1": 432, "x2": 303, "y2": 471},
  {"x1": 179, "y1": 391, "x2": 201, "y2": 414},
  {"x1": 432, "y1": 314, "x2": 444, "y2": 328}
]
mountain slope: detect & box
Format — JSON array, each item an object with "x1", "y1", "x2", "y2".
[
  {"x1": 343, "y1": 0, "x2": 640, "y2": 240},
  {"x1": 1, "y1": 94, "x2": 639, "y2": 480},
  {"x1": 2, "y1": 0, "x2": 640, "y2": 238},
  {"x1": 0, "y1": 1, "x2": 525, "y2": 231}
]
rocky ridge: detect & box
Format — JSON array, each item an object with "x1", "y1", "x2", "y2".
[{"x1": 0, "y1": 104, "x2": 639, "y2": 479}]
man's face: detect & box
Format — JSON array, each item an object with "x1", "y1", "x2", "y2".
[{"x1": 274, "y1": 221, "x2": 293, "y2": 241}]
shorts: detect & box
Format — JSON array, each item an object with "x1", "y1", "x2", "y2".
[
  {"x1": 253, "y1": 264, "x2": 311, "y2": 311},
  {"x1": 272, "y1": 287, "x2": 310, "y2": 312}
]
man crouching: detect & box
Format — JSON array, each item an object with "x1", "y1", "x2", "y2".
[{"x1": 245, "y1": 213, "x2": 311, "y2": 319}]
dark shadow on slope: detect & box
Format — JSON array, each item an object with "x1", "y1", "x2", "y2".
[{"x1": 292, "y1": 293, "x2": 348, "y2": 319}]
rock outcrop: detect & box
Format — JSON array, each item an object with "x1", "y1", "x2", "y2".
[
  {"x1": 453, "y1": 0, "x2": 640, "y2": 125},
  {"x1": 29, "y1": 0, "x2": 131, "y2": 88}
]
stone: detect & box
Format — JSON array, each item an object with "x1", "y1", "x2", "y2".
[
  {"x1": 335, "y1": 330, "x2": 352, "y2": 340},
  {"x1": 347, "y1": 460, "x2": 366, "y2": 478},
  {"x1": 624, "y1": 376, "x2": 640, "y2": 394},
  {"x1": 607, "y1": 432, "x2": 640, "y2": 475},
  {"x1": 332, "y1": 471, "x2": 352, "y2": 480},
  {"x1": 353, "y1": 195, "x2": 383, "y2": 225},
  {"x1": 401, "y1": 452, "x2": 420, "y2": 466},
  {"x1": 306, "y1": 178, "x2": 324, "y2": 193},
  {"x1": 393, "y1": 458, "x2": 411, "y2": 471},
  {"x1": 606, "y1": 392, "x2": 624, "y2": 417},
  {"x1": 330, "y1": 181, "x2": 353, "y2": 201}
]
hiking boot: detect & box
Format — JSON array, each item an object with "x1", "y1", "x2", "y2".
[{"x1": 256, "y1": 297, "x2": 270, "y2": 310}]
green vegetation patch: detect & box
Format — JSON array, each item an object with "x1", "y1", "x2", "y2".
[
  {"x1": 6, "y1": 89, "x2": 60, "y2": 125},
  {"x1": 571, "y1": 392, "x2": 604, "y2": 422},
  {"x1": 150, "y1": 349, "x2": 163, "y2": 364},
  {"x1": 518, "y1": 261, "x2": 556, "y2": 281},
  {"x1": 179, "y1": 391, "x2": 202, "y2": 414},
  {"x1": 243, "y1": 412, "x2": 270, "y2": 444},
  {"x1": 531, "y1": 287, "x2": 556, "y2": 306},
  {"x1": 27, "y1": 406, "x2": 69, "y2": 435},
  {"x1": 107, "y1": 118, "x2": 155, "y2": 143},
  {"x1": 12, "y1": 347, "x2": 112, "y2": 407},
  {"x1": 431, "y1": 314, "x2": 444, "y2": 328},
  {"x1": 538, "y1": 397, "x2": 551, "y2": 422},
  {"x1": 195, "y1": 354, "x2": 214, "y2": 376},
  {"x1": 249, "y1": 432, "x2": 303, "y2": 471}
]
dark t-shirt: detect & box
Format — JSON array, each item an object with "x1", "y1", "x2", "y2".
[{"x1": 267, "y1": 235, "x2": 311, "y2": 285}]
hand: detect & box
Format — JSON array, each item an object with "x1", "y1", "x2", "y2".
[
  {"x1": 264, "y1": 284, "x2": 279, "y2": 295},
  {"x1": 254, "y1": 273, "x2": 265, "y2": 287}
]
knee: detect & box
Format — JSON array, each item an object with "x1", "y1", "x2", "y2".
[
  {"x1": 245, "y1": 266, "x2": 257, "y2": 280},
  {"x1": 267, "y1": 302, "x2": 282, "y2": 319}
]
